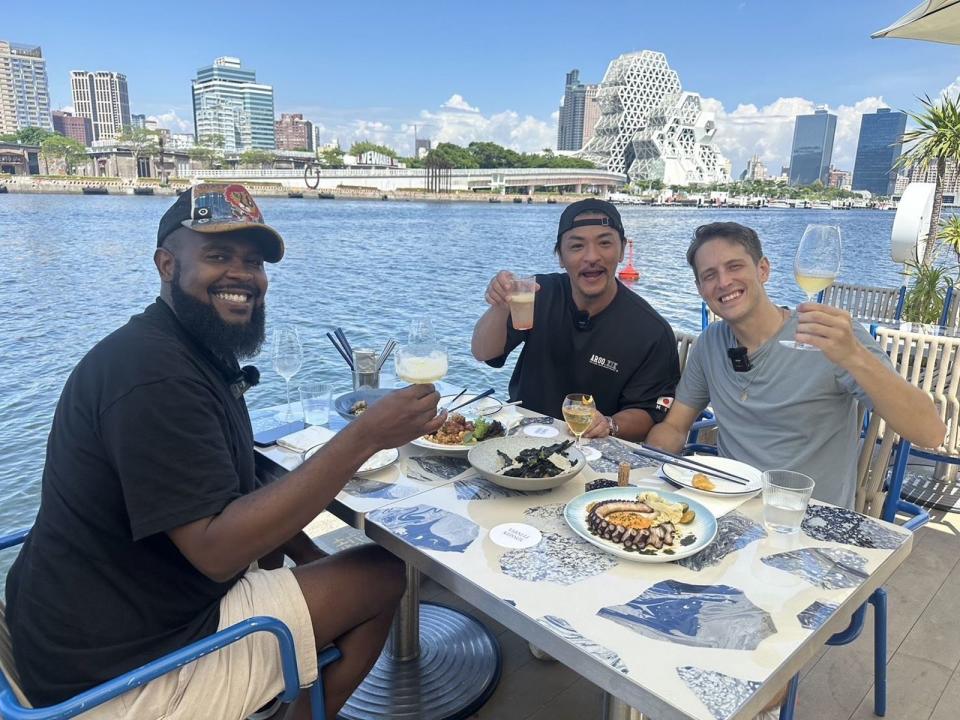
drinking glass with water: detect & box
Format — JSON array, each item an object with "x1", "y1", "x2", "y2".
[{"x1": 761, "y1": 469, "x2": 815, "y2": 534}]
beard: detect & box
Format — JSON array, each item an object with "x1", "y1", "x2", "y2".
[{"x1": 170, "y1": 266, "x2": 266, "y2": 360}]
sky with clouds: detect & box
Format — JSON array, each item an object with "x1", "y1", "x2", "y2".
[{"x1": 7, "y1": 0, "x2": 959, "y2": 175}]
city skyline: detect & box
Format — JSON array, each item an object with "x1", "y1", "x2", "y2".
[{"x1": 4, "y1": 0, "x2": 959, "y2": 174}]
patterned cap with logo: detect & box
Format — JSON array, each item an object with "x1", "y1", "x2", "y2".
[{"x1": 156, "y1": 183, "x2": 284, "y2": 262}]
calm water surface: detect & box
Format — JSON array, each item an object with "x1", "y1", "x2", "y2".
[{"x1": 0, "y1": 195, "x2": 902, "y2": 570}]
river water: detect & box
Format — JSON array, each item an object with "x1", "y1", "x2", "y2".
[{"x1": 0, "y1": 194, "x2": 904, "y2": 563}]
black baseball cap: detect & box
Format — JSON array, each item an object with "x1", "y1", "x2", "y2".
[
  {"x1": 157, "y1": 183, "x2": 285, "y2": 262},
  {"x1": 555, "y1": 199, "x2": 626, "y2": 247}
]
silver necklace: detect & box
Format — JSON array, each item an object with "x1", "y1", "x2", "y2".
[{"x1": 734, "y1": 309, "x2": 789, "y2": 402}]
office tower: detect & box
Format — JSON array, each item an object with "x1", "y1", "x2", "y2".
[
  {"x1": 51, "y1": 110, "x2": 92, "y2": 145},
  {"x1": 275, "y1": 112, "x2": 313, "y2": 151},
  {"x1": 557, "y1": 70, "x2": 600, "y2": 151},
  {"x1": 852, "y1": 108, "x2": 907, "y2": 196},
  {"x1": 192, "y1": 57, "x2": 275, "y2": 151},
  {"x1": 70, "y1": 71, "x2": 131, "y2": 141},
  {"x1": 788, "y1": 108, "x2": 837, "y2": 186}
]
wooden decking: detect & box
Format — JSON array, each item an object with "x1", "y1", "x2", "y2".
[{"x1": 308, "y1": 510, "x2": 960, "y2": 720}]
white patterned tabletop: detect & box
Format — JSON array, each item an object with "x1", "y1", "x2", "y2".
[{"x1": 363, "y1": 462, "x2": 912, "y2": 720}]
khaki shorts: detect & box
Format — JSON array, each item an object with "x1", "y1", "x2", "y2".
[{"x1": 80, "y1": 567, "x2": 318, "y2": 720}]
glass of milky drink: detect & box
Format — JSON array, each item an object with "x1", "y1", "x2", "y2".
[
  {"x1": 395, "y1": 344, "x2": 448, "y2": 384},
  {"x1": 508, "y1": 276, "x2": 537, "y2": 330}
]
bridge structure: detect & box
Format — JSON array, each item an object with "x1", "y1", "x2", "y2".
[{"x1": 192, "y1": 167, "x2": 627, "y2": 194}]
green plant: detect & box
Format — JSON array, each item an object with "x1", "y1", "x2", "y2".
[
  {"x1": 901, "y1": 262, "x2": 952, "y2": 324},
  {"x1": 937, "y1": 215, "x2": 960, "y2": 264}
]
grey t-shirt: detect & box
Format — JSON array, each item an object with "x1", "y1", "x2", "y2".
[{"x1": 675, "y1": 312, "x2": 893, "y2": 508}]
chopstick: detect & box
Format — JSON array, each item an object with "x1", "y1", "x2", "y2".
[
  {"x1": 444, "y1": 388, "x2": 496, "y2": 415},
  {"x1": 633, "y1": 444, "x2": 752, "y2": 486},
  {"x1": 334, "y1": 327, "x2": 354, "y2": 361},
  {"x1": 326, "y1": 332, "x2": 354, "y2": 370},
  {"x1": 440, "y1": 387, "x2": 468, "y2": 411}
]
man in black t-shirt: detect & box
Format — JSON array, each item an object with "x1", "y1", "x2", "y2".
[
  {"x1": 5, "y1": 183, "x2": 445, "y2": 719},
  {"x1": 471, "y1": 199, "x2": 679, "y2": 442}
]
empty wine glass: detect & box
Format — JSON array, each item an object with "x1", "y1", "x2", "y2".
[
  {"x1": 780, "y1": 224, "x2": 841, "y2": 351},
  {"x1": 273, "y1": 324, "x2": 303, "y2": 420}
]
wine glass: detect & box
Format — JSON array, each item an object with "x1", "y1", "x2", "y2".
[
  {"x1": 780, "y1": 224, "x2": 841, "y2": 351},
  {"x1": 272, "y1": 324, "x2": 303, "y2": 420},
  {"x1": 562, "y1": 393, "x2": 596, "y2": 447},
  {"x1": 408, "y1": 317, "x2": 437, "y2": 345}
]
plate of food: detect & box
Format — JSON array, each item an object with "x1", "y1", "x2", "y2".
[
  {"x1": 564, "y1": 488, "x2": 717, "y2": 562},
  {"x1": 659, "y1": 456, "x2": 762, "y2": 496},
  {"x1": 410, "y1": 413, "x2": 507, "y2": 454},
  {"x1": 334, "y1": 388, "x2": 392, "y2": 421},
  {"x1": 468, "y1": 437, "x2": 586, "y2": 491}
]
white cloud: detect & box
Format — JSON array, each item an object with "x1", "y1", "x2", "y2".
[
  {"x1": 704, "y1": 95, "x2": 888, "y2": 176},
  {"x1": 59, "y1": 104, "x2": 75, "y2": 114},
  {"x1": 312, "y1": 94, "x2": 557, "y2": 155},
  {"x1": 441, "y1": 94, "x2": 479, "y2": 112},
  {"x1": 940, "y1": 75, "x2": 960, "y2": 100},
  {"x1": 147, "y1": 110, "x2": 192, "y2": 133}
]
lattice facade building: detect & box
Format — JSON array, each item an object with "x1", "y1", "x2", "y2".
[{"x1": 580, "y1": 51, "x2": 729, "y2": 186}]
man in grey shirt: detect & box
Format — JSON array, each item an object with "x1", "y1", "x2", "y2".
[{"x1": 647, "y1": 222, "x2": 944, "y2": 509}]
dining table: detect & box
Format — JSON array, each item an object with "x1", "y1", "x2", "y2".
[{"x1": 253, "y1": 393, "x2": 913, "y2": 720}]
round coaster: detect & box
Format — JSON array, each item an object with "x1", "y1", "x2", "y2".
[
  {"x1": 523, "y1": 424, "x2": 560, "y2": 438},
  {"x1": 489, "y1": 523, "x2": 543, "y2": 549},
  {"x1": 581, "y1": 446, "x2": 602, "y2": 462}
]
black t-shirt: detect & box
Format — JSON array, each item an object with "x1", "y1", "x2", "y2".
[
  {"x1": 5, "y1": 299, "x2": 257, "y2": 706},
  {"x1": 487, "y1": 273, "x2": 680, "y2": 421}
]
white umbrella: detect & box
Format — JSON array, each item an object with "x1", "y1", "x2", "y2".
[{"x1": 872, "y1": 0, "x2": 960, "y2": 44}]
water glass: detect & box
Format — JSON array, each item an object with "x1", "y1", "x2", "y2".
[
  {"x1": 300, "y1": 383, "x2": 333, "y2": 426},
  {"x1": 761, "y1": 470, "x2": 815, "y2": 534}
]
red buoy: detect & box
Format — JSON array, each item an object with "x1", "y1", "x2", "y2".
[{"x1": 618, "y1": 239, "x2": 640, "y2": 282}]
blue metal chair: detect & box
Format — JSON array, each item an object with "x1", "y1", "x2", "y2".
[
  {"x1": 0, "y1": 529, "x2": 342, "y2": 720},
  {"x1": 685, "y1": 408, "x2": 928, "y2": 720}
]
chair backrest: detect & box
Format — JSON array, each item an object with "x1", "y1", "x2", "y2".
[
  {"x1": 819, "y1": 282, "x2": 906, "y2": 323},
  {"x1": 700, "y1": 301, "x2": 719, "y2": 331},
  {"x1": 873, "y1": 325, "x2": 960, "y2": 455},
  {"x1": 855, "y1": 407, "x2": 900, "y2": 519},
  {"x1": 0, "y1": 602, "x2": 31, "y2": 708},
  {"x1": 940, "y1": 285, "x2": 959, "y2": 330},
  {"x1": 675, "y1": 330, "x2": 698, "y2": 374}
]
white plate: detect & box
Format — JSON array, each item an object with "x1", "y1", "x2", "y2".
[
  {"x1": 411, "y1": 404, "x2": 508, "y2": 454},
  {"x1": 564, "y1": 488, "x2": 717, "y2": 563},
  {"x1": 305, "y1": 446, "x2": 399, "y2": 476},
  {"x1": 660, "y1": 455, "x2": 762, "y2": 496}
]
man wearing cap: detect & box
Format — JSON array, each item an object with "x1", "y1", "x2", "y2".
[
  {"x1": 5, "y1": 183, "x2": 445, "y2": 719},
  {"x1": 471, "y1": 199, "x2": 680, "y2": 442}
]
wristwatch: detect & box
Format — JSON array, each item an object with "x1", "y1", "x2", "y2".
[{"x1": 606, "y1": 415, "x2": 619, "y2": 438}]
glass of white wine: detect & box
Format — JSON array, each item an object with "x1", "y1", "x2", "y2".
[
  {"x1": 780, "y1": 224, "x2": 841, "y2": 351},
  {"x1": 562, "y1": 393, "x2": 596, "y2": 447}
]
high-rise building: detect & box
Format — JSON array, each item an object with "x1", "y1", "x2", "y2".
[
  {"x1": 70, "y1": 71, "x2": 131, "y2": 141},
  {"x1": 742, "y1": 154, "x2": 768, "y2": 181},
  {"x1": 51, "y1": 110, "x2": 92, "y2": 146},
  {"x1": 415, "y1": 137, "x2": 432, "y2": 158},
  {"x1": 274, "y1": 112, "x2": 313, "y2": 151},
  {"x1": 192, "y1": 57, "x2": 275, "y2": 151},
  {"x1": 130, "y1": 113, "x2": 147, "y2": 129},
  {"x1": 788, "y1": 109, "x2": 836, "y2": 186},
  {"x1": 0, "y1": 40, "x2": 53, "y2": 134},
  {"x1": 903, "y1": 159, "x2": 960, "y2": 200},
  {"x1": 852, "y1": 108, "x2": 907, "y2": 196},
  {"x1": 557, "y1": 70, "x2": 600, "y2": 151},
  {"x1": 580, "y1": 51, "x2": 730, "y2": 185},
  {"x1": 827, "y1": 167, "x2": 851, "y2": 189}
]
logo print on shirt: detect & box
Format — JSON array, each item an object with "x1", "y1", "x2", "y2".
[
  {"x1": 589, "y1": 354, "x2": 619, "y2": 373},
  {"x1": 656, "y1": 396, "x2": 674, "y2": 411}
]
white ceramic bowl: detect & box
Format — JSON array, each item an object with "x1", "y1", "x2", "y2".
[{"x1": 467, "y1": 437, "x2": 586, "y2": 491}]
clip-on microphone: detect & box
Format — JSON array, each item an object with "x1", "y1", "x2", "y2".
[
  {"x1": 573, "y1": 310, "x2": 592, "y2": 331},
  {"x1": 727, "y1": 346, "x2": 752, "y2": 373}
]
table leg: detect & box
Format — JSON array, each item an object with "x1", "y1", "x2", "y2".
[
  {"x1": 934, "y1": 461, "x2": 958, "y2": 483},
  {"x1": 339, "y1": 563, "x2": 502, "y2": 720},
  {"x1": 601, "y1": 691, "x2": 648, "y2": 720}
]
